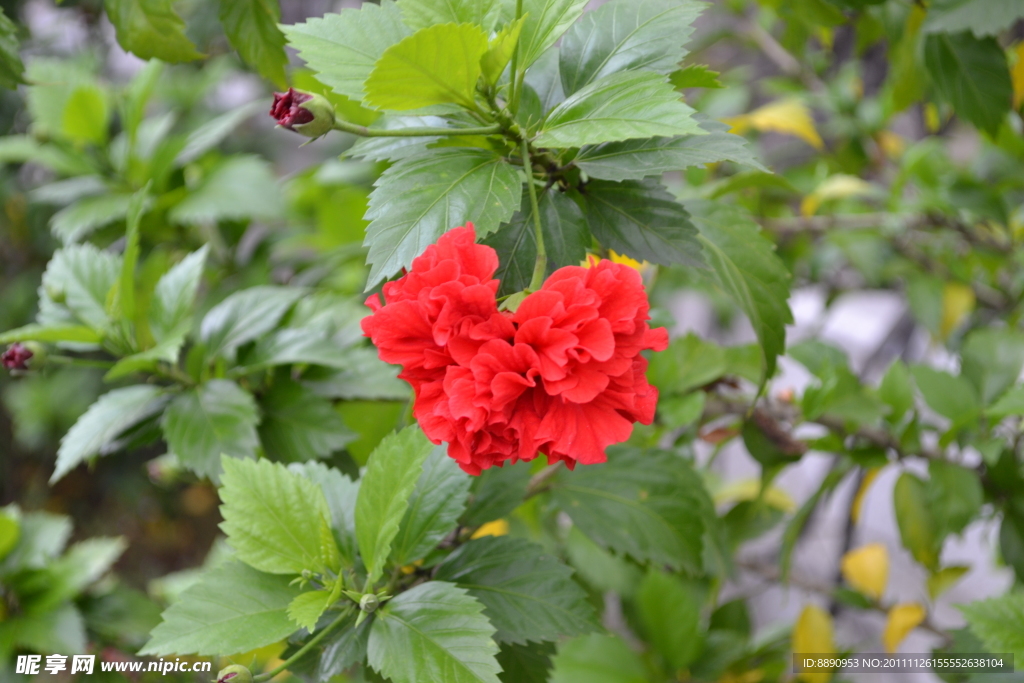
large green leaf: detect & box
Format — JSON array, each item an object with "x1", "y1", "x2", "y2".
[
  {"x1": 218, "y1": 0, "x2": 288, "y2": 88},
  {"x1": 364, "y1": 149, "x2": 522, "y2": 285},
  {"x1": 894, "y1": 472, "x2": 941, "y2": 571},
  {"x1": 258, "y1": 379, "x2": 352, "y2": 463},
  {"x1": 316, "y1": 612, "x2": 372, "y2": 679},
  {"x1": 364, "y1": 22, "x2": 488, "y2": 112},
  {"x1": 636, "y1": 570, "x2": 700, "y2": 671},
  {"x1": 497, "y1": 642, "x2": 555, "y2": 683},
  {"x1": 575, "y1": 116, "x2": 766, "y2": 181},
  {"x1": 960, "y1": 594, "x2": 1024, "y2": 662},
  {"x1": 460, "y1": 461, "x2": 532, "y2": 526},
  {"x1": 51, "y1": 385, "x2": 167, "y2": 484},
  {"x1": 355, "y1": 426, "x2": 435, "y2": 586},
  {"x1": 282, "y1": 1, "x2": 411, "y2": 102},
  {"x1": 928, "y1": 460, "x2": 983, "y2": 538},
  {"x1": 0, "y1": 8, "x2": 25, "y2": 90},
  {"x1": 398, "y1": 0, "x2": 503, "y2": 31},
  {"x1": 535, "y1": 71, "x2": 699, "y2": 148},
  {"x1": 648, "y1": 333, "x2": 727, "y2": 396},
  {"x1": 219, "y1": 456, "x2": 335, "y2": 575},
  {"x1": 922, "y1": 0, "x2": 1024, "y2": 37},
  {"x1": 923, "y1": 31, "x2": 1012, "y2": 136},
  {"x1": 200, "y1": 286, "x2": 305, "y2": 360},
  {"x1": 689, "y1": 201, "x2": 792, "y2": 383},
  {"x1": 549, "y1": 634, "x2": 647, "y2": 683},
  {"x1": 550, "y1": 448, "x2": 709, "y2": 572},
  {"x1": 40, "y1": 244, "x2": 120, "y2": 332},
  {"x1": 161, "y1": 380, "x2": 260, "y2": 480},
  {"x1": 391, "y1": 446, "x2": 471, "y2": 567},
  {"x1": 140, "y1": 560, "x2": 301, "y2": 656},
  {"x1": 347, "y1": 115, "x2": 452, "y2": 162},
  {"x1": 103, "y1": 0, "x2": 202, "y2": 62},
  {"x1": 517, "y1": 0, "x2": 589, "y2": 70},
  {"x1": 170, "y1": 156, "x2": 284, "y2": 224},
  {"x1": 150, "y1": 246, "x2": 208, "y2": 345},
  {"x1": 368, "y1": 581, "x2": 502, "y2": 683},
  {"x1": 559, "y1": 0, "x2": 703, "y2": 94},
  {"x1": 290, "y1": 461, "x2": 360, "y2": 567},
  {"x1": 435, "y1": 536, "x2": 597, "y2": 645},
  {"x1": 582, "y1": 179, "x2": 702, "y2": 268},
  {"x1": 484, "y1": 186, "x2": 590, "y2": 296},
  {"x1": 61, "y1": 84, "x2": 110, "y2": 146}
]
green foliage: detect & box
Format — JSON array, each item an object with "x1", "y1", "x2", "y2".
[
  {"x1": 549, "y1": 634, "x2": 647, "y2": 683},
  {"x1": 218, "y1": 0, "x2": 289, "y2": 88},
  {"x1": 960, "y1": 595, "x2": 1024, "y2": 662},
  {"x1": 103, "y1": 0, "x2": 203, "y2": 62},
  {"x1": 923, "y1": 32, "x2": 1012, "y2": 136}
]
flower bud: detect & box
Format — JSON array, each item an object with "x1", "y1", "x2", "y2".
[
  {"x1": 215, "y1": 665, "x2": 253, "y2": 683},
  {"x1": 270, "y1": 88, "x2": 335, "y2": 139},
  {"x1": 2, "y1": 343, "x2": 35, "y2": 372},
  {"x1": 359, "y1": 593, "x2": 380, "y2": 613}
]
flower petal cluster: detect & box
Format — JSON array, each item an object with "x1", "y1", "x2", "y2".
[
  {"x1": 2, "y1": 343, "x2": 33, "y2": 371},
  {"x1": 362, "y1": 226, "x2": 667, "y2": 474}
]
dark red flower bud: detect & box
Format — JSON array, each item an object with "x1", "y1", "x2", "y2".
[
  {"x1": 2, "y1": 343, "x2": 34, "y2": 371},
  {"x1": 270, "y1": 88, "x2": 335, "y2": 138}
]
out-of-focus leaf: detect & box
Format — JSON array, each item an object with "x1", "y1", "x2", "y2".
[
  {"x1": 170, "y1": 156, "x2": 284, "y2": 224},
  {"x1": 258, "y1": 379, "x2": 353, "y2": 463},
  {"x1": 923, "y1": 31, "x2": 1012, "y2": 136},
  {"x1": 103, "y1": 0, "x2": 202, "y2": 62},
  {"x1": 549, "y1": 633, "x2": 647, "y2": 683},
  {"x1": 0, "y1": 8, "x2": 25, "y2": 89},
  {"x1": 218, "y1": 0, "x2": 288, "y2": 88}
]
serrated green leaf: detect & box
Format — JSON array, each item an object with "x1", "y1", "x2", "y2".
[
  {"x1": 356, "y1": 426, "x2": 435, "y2": 586},
  {"x1": 670, "y1": 64, "x2": 723, "y2": 89},
  {"x1": 460, "y1": 461, "x2": 532, "y2": 526},
  {"x1": 364, "y1": 149, "x2": 522, "y2": 285},
  {"x1": 258, "y1": 378, "x2": 354, "y2": 462},
  {"x1": 283, "y1": 1, "x2": 412, "y2": 102},
  {"x1": 535, "y1": 71, "x2": 699, "y2": 148},
  {"x1": 550, "y1": 448, "x2": 708, "y2": 572},
  {"x1": 290, "y1": 461, "x2": 360, "y2": 568},
  {"x1": 49, "y1": 193, "x2": 132, "y2": 244},
  {"x1": 391, "y1": 446, "x2": 471, "y2": 567},
  {"x1": 364, "y1": 23, "x2": 489, "y2": 111},
  {"x1": 200, "y1": 285, "x2": 305, "y2": 360},
  {"x1": 648, "y1": 333, "x2": 727, "y2": 396},
  {"x1": 484, "y1": 186, "x2": 589, "y2": 296},
  {"x1": 922, "y1": 0, "x2": 1024, "y2": 37},
  {"x1": 41, "y1": 244, "x2": 121, "y2": 331},
  {"x1": 550, "y1": 634, "x2": 647, "y2": 683},
  {"x1": 399, "y1": 0, "x2": 504, "y2": 32},
  {"x1": 575, "y1": 116, "x2": 765, "y2": 181},
  {"x1": 141, "y1": 560, "x2": 301, "y2": 656},
  {"x1": 219, "y1": 456, "x2": 335, "y2": 575},
  {"x1": 581, "y1": 178, "x2": 703, "y2": 268},
  {"x1": 170, "y1": 156, "x2": 284, "y2": 224},
  {"x1": 482, "y1": 16, "x2": 526, "y2": 85},
  {"x1": 317, "y1": 611, "x2": 372, "y2": 679},
  {"x1": 103, "y1": 337, "x2": 185, "y2": 381},
  {"x1": 960, "y1": 594, "x2": 1024, "y2": 661},
  {"x1": 0, "y1": 323, "x2": 102, "y2": 345},
  {"x1": 61, "y1": 85, "x2": 109, "y2": 146},
  {"x1": 636, "y1": 569, "x2": 701, "y2": 670},
  {"x1": 689, "y1": 201, "x2": 792, "y2": 383},
  {"x1": 435, "y1": 536, "x2": 597, "y2": 644},
  {"x1": 150, "y1": 245, "x2": 208, "y2": 345},
  {"x1": 559, "y1": 0, "x2": 703, "y2": 95},
  {"x1": 51, "y1": 385, "x2": 166, "y2": 484},
  {"x1": 0, "y1": 8, "x2": 25, "y2": 90},
  {"x1": 497, "y1": 641, "x2": 555, "y2": 683},
  {"x1": 161, "y1": 380, "x2": 260, "y2": 480},
  {"x1": 923, "y1": 31, "x2": 1012, "y2": 136},
  {"x1": 368, "y1": 581, "x2": 502, "y2": 683},
  {"x1": 103, "y1": 0, "x2": 202, "y2": 62},
  {"x1": 517, "y1": 0, "x2": 589, "y2": 70},
  {"x1": 287, "y1": 590, "x2": 333, "y2": 632},
  {"x1": 218, "y1": 0, "x2": 288, "y2": 88},
  {"x1": 894, "y1": 471, "x2": 941, "y2": 571}
]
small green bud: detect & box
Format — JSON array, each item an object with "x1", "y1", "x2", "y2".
[
  {"x1": 359, "y1": 593, "x2": 380, "y2": 613},
  {"x1": 215, "y1": 665, "x2": 253, "y2": 683}
]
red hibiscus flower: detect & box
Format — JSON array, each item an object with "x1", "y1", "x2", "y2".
[{"x1": 361, "y1": 225, "x2": 667, "y2": 475}]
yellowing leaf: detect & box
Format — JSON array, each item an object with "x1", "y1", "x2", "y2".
[
  {"x1": 883, "y1": 602, "x2": 925, "y2": 652},
  {"x1": 924, "y1": 102, "x2": 942, "y2": 133},
  {"x1": 800, "y1": 174, "x2": 876, "y2": 216},
  {"x1": 725, "y1": 99, "x2": 823, "y2": 150},
  {"x1": 840, "y1": 543, "x2": 888, "y2": 600},
  {"x1": 714, "y1": 478, "x2": 796, "y2": 512},
  {"x1": 876, "y1": 130, "x2": 906, "y2": 159},
  {"x1": 1012, "y1": 42, "x2": 1024, "y2": 109},
  {"x1": 471, "y1": 519, "x2": 509, "y2": 539},
  {"x1": 851, "y1": 468, "x2": 880, "y2": 524},
  {"x1": 927, "y1": 565, "x2": 969, "y2": 600},
  {"x1": 940, "y1": 283, "x2": 975, "y2": 339},
  {"x1": 793, "y1": 604, "x2": 834, "y2": 683}
]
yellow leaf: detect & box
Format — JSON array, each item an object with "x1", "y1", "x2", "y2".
[
  {"x1": 924, "y1": 102, "x2": 941, "y2": 133},
  {"x1": 883, "y1": 603, "x2": 925, "y2": 653},
  {"x1": 793, "y1": 604, "x2": 835, "y2": 683},
  {"x1": 471, "y1": 519, "x2": 509, "y2": 539},
  {"x1": 800, "y1": 174, "x2": 876, "y2": 216},
  {"x1": 1011, "y1": 42, "x2": 1024, "y2": 110},
  {"x1": 851, "y1": 468, "x2": 880, "y2": 524},
  {"x1": 840, "y1": 543, "x2": 889, "y2": 600},
  {"x1": 940, "y1": 283, "x2": 975, "y2": 339},
  {"x1": 927, "y1": 565, "x2": 969, "y2": 600},
  {"x1": 725, "y1": 99, "x2": 823, "y2": 150},
  {"x1": 714, "y1": 478, "x2": 796, "y2": 512},
  {"x1": 875, "y1": 130, "x2": 906, "y2": 159}
]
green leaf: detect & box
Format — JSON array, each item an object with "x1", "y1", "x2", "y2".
[
  {"x1": 287, "y1": 590, "x2": 333, "y2": 632},
  {"x1": 219, "y1": 456, "x2": 335, "y2": 575},
  {"x1": 460, "y1": 461, "x2": 532, "y2": 526},
  {"x1": 879, "y1": 361, "x2": 915, "y2": 422},
  {"x1": 0, "y1": 509, "x2": 72, "y2": 571},
  {"x1": 689, "y1": 201, "x2": 793, "y2": 383},
  {"x1": 648, "y1": 333, "x2": 727, "y2": 396},
  {"x1": 928, "y1": 460, "x2": 983, "y2": 538},
  {"x1": 581, "y1": 179, "x2": 702, "y2": 268},
  {"x1": 150, "y1": 245, "x2": 208, "y2": 345},
  {"x1": 550, "y1": 448, "x2": 708, "y2": 572},
  {"x1": 140, "y1": 560, "x2": 301, "y2": 656},
  {"x1": 484, "y1": 186, "x2": 590, "y2": 296},
  {"x1": 391, "y1": 446, "x2": 471, "y2": 567},
  {"x1": 50, "y1": 193, "x2": 132, "y2": 244},
  {"x1": 356, "y1": 426, "x2": 435, "y2": 586},
  {"x1": 636, "y1": 569, "x2": 701, "y2": 671},
  {"x1": 550, "y1": 634, "x2": 647, "y2": 683},
  {"x1": 103, "y1": 338, "x2": 185, "y2": 381},
  {"x1": 161, "y1": 380, "x2": 260, "y2": 480},
  {"x1": 399, "y1": 0, "x2": 504, "y2": 32},
  {"x1": 364, "y1": 149, "x2": 522, "y2": 285},
  {"x1": 317, "y1": 612, "x2": 371, "y2": 679},
  {"x1": 535, "y1": 71, "x2": 699, "y2": 148},
  {"x1": 559, "y1": 0, "x2": 703, "y2": 95},
  {"x1": 368, "y1": 581, "x2": 502, "y2": 683},
  {"x1": 922, "y1": 0, "x2": 1024, "y2": 37},
  {"x1": 290, "y1": 461, "x2": 359, "y2": 567},
  {"x1": 960, "y1": 594, "x2": 1024, "y2": 661},
  {"x1": 301, "y1": 348, "x2": 411, "y2": 402},
  {"x1": 482, "y1": 16, "x2": 526, "y2": 85},
  {"x1": 669, "y1": 64, "x2": 723, "y2": 89},
  {"x1": 923, "y1": 31, "x2": 1012, "y2": 136},
  {"x1": 894, "y1": 471, "x2": 941, "y2": 571},
  {"x1": 61, "y1": 85, "x2": 110, "y2": 146},
  {"x1": 283, "y1": 0, "x2": 412, "y2": 102},
  {"x1": 988, "y1": 386, "x2": 1024, "y2": 420},
  {"x1": 0, "y1": 8, "x2": 26, "y2": 89},
  {"x1": 0, "y1": 324, "x2": 102, "y2": 345},
  {"x1": 218, "y1": 0, "x2": 288, "y2": 88},
  {"x1": 103, "y1": 0, "x2": 202, "y2": 62},
  {"x1": 575, "y1": 116, "x2": 765, "y2": 181},
  {"x1": 961, "y1": 328, "x2": 1024, "y2": 405},
  {"x1": 170, "y1": 156, "x2": 284, "y2": 224},
  {"x1": 200, "y1": 285, "x2": 305, "y2": 360},
  {"x1": 116, "y1": 189, "x2": 147, "y2": 332},
  {"x1": 258, "y1": 379, "x2": 353, "y2": 463},
  {"x1": 909, "y1": 365, "x2": 980, "y2": 424},
  {"x1": 174, "y1": 101, "x2": 263, "y2": 166},
  {"x1": 0, "y1": 513, "x2": 18, "y2": 562},
  {"x1": 497, "y1": 641, "x2": 555, "y2": 683},
  {"x1": 51, "y1": 385, "x2": 167, "y2": 484},
  {"x1": 364, "y1": 23, "x2": 489, "y2": 111},
  {"x1": 347, "y1": 115, "x2": 450, "y2": 162},
  {"x1": 435, "y1": 536, "x2": 597, "y2": 645},
  {"x1": 517, "y1": 0, "x2": 589, "y2": 70},
  {"x1": 41, "y1": 244, "x2": 121, "y2": 331}
]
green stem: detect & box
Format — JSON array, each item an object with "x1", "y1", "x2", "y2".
[
  {"x1": 522, "y1": 140, "x2": 547, "y2": 291},
  {"x1": 332, "y1": 119, "x2": 501, "y2": 138},
  {"x1": 508, "y1": 0, "x2": 525, "y2": 114},
  {"x1": 253, "y1": 608, "x2": 352, "y2": 682}
]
